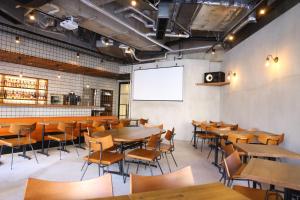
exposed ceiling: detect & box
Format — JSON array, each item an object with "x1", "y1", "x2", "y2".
[{"x1": 0, "y1": 0, "x2": 297, "y2": 64}]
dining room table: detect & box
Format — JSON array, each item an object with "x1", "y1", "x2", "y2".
[
  {"x1": 241, "y1": 158, "x2": 300, "y2": 199},
  {"x1": 234, "y1": 143, "x2": 300, "y2": 161},
  {"x1": 96, "y1": 182, "x2": 250, "y2": 200}
]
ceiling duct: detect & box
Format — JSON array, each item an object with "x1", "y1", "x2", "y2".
[
  {"x1": 232, "y1": 12, "x2": 256, "y2": 34},
  {"x1": 14, "y1": 0, "x2": 52, "y2": 8},
  {"x1": 195, "y1": 0, "x2": 250, "y2": 8},
  {"x1": 156, "y1": 2, "x2": 170, "y2": 39}
]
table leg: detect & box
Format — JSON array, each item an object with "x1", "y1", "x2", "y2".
[
  {"x1": 76, "y1": 123, "x2": 86, "y2": 150},
  {"x1": 18, "y1": 146, "x2": 31, "y2": 160},
  {"x1": 37, "y1": 125, "x2": 49, "y2": 156},
  {"x1": 284, "y1": 188, "x2": 293, "y2": 200},
  {"x1": 193, "y1": 125, "x2": 197, "y2": 149},
  {"x1": 212, "y1": 136, "x2": 220, "y2": 167},
  {"x1": 253, "y1": 181, "x2": 257, "y2": 189}
]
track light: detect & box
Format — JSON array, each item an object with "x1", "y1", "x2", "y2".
[
  {"x1": 77, "y1": 52, "x2": 80, "y2": 58},
  {"x1": 211, "y1": 49, "x2": 216, "y2": 55},
  {"x1": 265, "y1": 55, "x2": 279, "y2": 67},
  {"x1": 131, "y1": 0, "x2": 137, "y2": 6},
  {"x1": 29, "y1": 12, "x2": 35, "y2": 21},
  {"x1": 15, "y1": 36, "x2": 20, "y2": 44}
]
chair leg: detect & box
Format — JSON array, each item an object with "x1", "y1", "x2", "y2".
[
  {"x1": 72, "y1": 140, "x2": 79, "y2": 157},
  {"x1": 59, "y1": 142, "x2": 62, "y2": 160},
  {"x1": 165, "y1": 153, "x2": 171, "y2": 173},
  {"x1": 170, "y1": 152, "x2": 178, "y2": 167},
  {"x1": 11, "y1": 147, "x2": 14, "y2": 170},
  {"x1": 47, "y1": 140, "x2": 51, "y2": 154},
  {"x1": 0, "y1": 145, "x2": 3, "y2": 159},
  {"x1": 207, "y1": 146, "x2": 213, "y2": 159},
  {"x1": 148, "y1": 161, "x2": 153, "y2": 176},
  {"x1": 98, "y1": 164, "x2": 101, "y2": 176},
  {"x1": 227, "y1": 179, "x2": 231, "y2": 187},
  {"x1": 81, "y1": 163, "x2": 89, "y2": 181},
  {"x1": 156, "y1": 159, "x2": 163, "y2": 174},
  {"x1": 136, "y1": 161, "x2": 140, "y2": 174},
  {"x1": 81, "y1": 161, "x2": 86, "y2": 171},
  {"x1": 30, "y1": 144, "x2": 39, "y2": 164},
  {"x1": 190, "y1": 134, "x2": 194, "y2": 144},
  {"x1": 201, "y1": 139, "x2": 204, "y2": 152}
]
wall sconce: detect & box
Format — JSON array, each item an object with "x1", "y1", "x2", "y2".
[
  {"x1": 227, "y1": 71, "x2": 236, "y2": 81},
  {"x1": 265, "y1": 55, "x2": 279, "y2": 67}
]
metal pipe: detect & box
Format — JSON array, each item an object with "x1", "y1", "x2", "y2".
[
  {"x1": 146, "y1": 32, "x2": 190, "y2": 38},
  {"x1": 131, "y1": 45, "x2": 212, "y2": 62},
  {"x1": 195, "y1": 0, "x2": 250, "y2": 8},
  {"x1": 115, "y1": 6, "x2": 155, "y2": 24},
  {"x1": 126, "y1": 13, "x2": 154, "y2": 28},
  {"x1": 232, "y1": 14, "x2": 256, "y2": 35},
  {"x1": 81, "y1": 0, "x2": 172, "y2": 51}
]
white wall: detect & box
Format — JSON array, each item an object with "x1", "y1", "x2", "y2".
[
  {"x1": 130, "y1": 59, "x2": 221, "y2": 140},
  {"x1": 221, "y1": 4, "x2": 300, "y2": 153}
]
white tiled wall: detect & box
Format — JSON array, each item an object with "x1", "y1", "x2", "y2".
[{"x1": 0, "y1": 25, "x2": 121, "y2": 118}]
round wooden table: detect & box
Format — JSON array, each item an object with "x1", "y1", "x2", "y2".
[{"x1": 92, "y1": 127, "x2": 162, "y2": 143}]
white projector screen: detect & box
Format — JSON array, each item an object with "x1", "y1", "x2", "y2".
[{"x1": 133, "y1": 66, "x2": 183, "y2": 101}]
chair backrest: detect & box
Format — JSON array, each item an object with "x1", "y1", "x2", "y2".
[
  {"x1": 223, "y1": 151, "x2": 242, "y2": 178},
  {"x1": 24, "y1": 174, "x2": 113, "y2": 200},
  {"x1": 228, "y1": 133, "x2": 254, "y2": 144},
  {"x1": 120, "y1": 119, "x2": 131, "y2": 127},
  {"x1": 111, "y1": 123, "x2": 124, "y2": 129},
  {"x1": 92, "y1": 120, "x2": 106, "y2": 128},
  {"x1": 147, "y1": 134, "x2": 162, "y2": 150},
  {"x1": 258, "y1": 133, "x2": 284, "y2": 145},
  {"x1": 94, "y1": 125, "x2": 106, "y2": 132},
  {"x1": 130, "y1": 166, "x2": 194, "y2": 194},
  {"x1": 222, "y1": 143, "x2": 235, "y2": 157},
  {"x1": 8, "y1": 124, "x2": 22, "y2": 135},
  {"x1": 57, "y1": 122, "x2": 77, "y2": 133},
  {"x1": 144, "y1": 123, "x2": 163, "y2": 130},
  {"x1": 84, "y1": 133, "x2": 114, "y2": 152},
  {"x1": 139, "y1": 118, "x2": 149, "y2": 126},
  {"x1": 9, "y1": 123, "x2": 37, "y2": 137},
  {"x1": 165, "y1": 128, "x2": 175, "y2": 141}
]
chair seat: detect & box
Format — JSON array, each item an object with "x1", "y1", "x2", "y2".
[
  {"x1": 231, "y1": 164, "x2": 247, "y2": 179},
  {"x1": 233, "y1": 185, "x2": 280, "y2": 200},
  {"x1": 84, "y1": 151, "x2": 124, "y2": 165},
  {"x1": 0, "y1": 137, "x2": 36, "y2": 147},
  {"x1": 47, "y1": 134, "x2": 77, "y2": 142},
  {"x1": 160, "y1": 143, "x2": 173, "y2": 152},
  {"x1": 127, "y1": 149, "x2": 160, "y2": 162}
]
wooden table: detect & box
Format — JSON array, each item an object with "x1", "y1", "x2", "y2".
[
  {"x1": 0, "y1": 122, "x2": 35, "y2": 128},
  {"x1": 210, "y1": 129, "x2": 277, "y2": 167},
  {"x1": 241, "y1": 158, "x2": 300, "y2": 199},
  {"x1": 235, "y1": 143, "x2": 300, "y2": 160},
  {"x1": 97, "y1": 183, "x2": 250, "y2": 200}
]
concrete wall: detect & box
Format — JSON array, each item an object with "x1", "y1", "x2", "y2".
[
  {"x1": 130, "y1": 59, "x2": 221, "y2": 140},
  {"x1": 221, "y1": 4, "x2": 300, "y2": 153}
]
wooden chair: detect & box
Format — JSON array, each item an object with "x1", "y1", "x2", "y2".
[
  {"x1": 218, "y1": 143, "x2": 235, "y2": 184},
  {"x1": 120, "y1": 119, "x2": 131, "y2": 127},
  {"x1": 227, "y1": 133, "x2": 255, "y2": 144},
  {"x1": 130, "y1": 166, "x2": 194, "y2": 194},
  {"x1": 159, "y1": 128, "x2": 178, "y2": 172},
  {"x1": 191, "y1": 120, "x2": 202, "y2": 143},
  {"x1": 233, "y1": 185, "x2": 282, "y2": 200},
  {"x1": 111, "y1": 122, "x2": 124, "y2": 129},
  {"x1": 139, "y1": 118, "x2": 149, "y2": 126},
  {"x1": 127, "y1": 134, "x2": 163, "y2": 176},
  {"x1": 258, "y1": 133, "x2": 284, "y2": 145},
  {"x1": 0, "y1": 123, "x2": 38, "y2": 169},
  {"x1": 24, "y1": 174, "x2": 113, "y2": 200},
  {"x1": 47, "y1": 122, "x2": 79, "y2": 160},
  {"x1": 196, "y1": 122, "x2": 216, "y2": 152},
  {"x1": 81, "y1": 133, "x2": 125, "y2": 182},
  {"x1": 223, "y1": 151, "x2": 250, "y2": 187}
]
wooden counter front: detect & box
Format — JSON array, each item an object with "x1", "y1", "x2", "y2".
[{"x1": 0, "y1": 116, "x2": 117, "y2": 141}]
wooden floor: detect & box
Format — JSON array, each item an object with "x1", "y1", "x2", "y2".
[{"x1": 0, "y1": 141, "x2": 221, "y2": 199}]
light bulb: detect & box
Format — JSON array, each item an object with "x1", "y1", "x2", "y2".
[
  {"x1": 259, "y1": 8, "x2": 266, "y2": 16},
  {"x1": 29, "y1": 13, "x2": 35, "y2": 21},
  {"x1": 19, "y1": 73, "x2": 23, "y2": 78},
  {"x1": 228, "y1": 34, "x2": 234, "y2": 41},
  {"x1": 15, "y1": 36, "x2": 20, "y2": 44},
  {"x1": 211, "y1": 49, "x2": 216, "y2": 55},
  {"x1": 77, "y1": 52, "x2": 80, "y2": 58},
  {"x1": 57, "y1": 75, "x2": 61, "y2": 79},
  {"x1": 265, "y1": 58, "x2": 270, "y2": 67},
  {"x1": 227, "y1": 74, "x2": 231, "y2": 81},
  {"x1": 131, "y1": 0, "x2": 137, "y2": 6}
]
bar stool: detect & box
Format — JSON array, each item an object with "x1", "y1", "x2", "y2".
[
  {"x1": 0, "y1": 123, "x2": 38, "y2": 170},
  {"x1": 47, "y1": 121, "x2": 79, "y2": 160}
]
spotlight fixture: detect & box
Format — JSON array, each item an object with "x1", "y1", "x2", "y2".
[
  {"x1": 29, "y1": 12, "x2": 35, "y2": 21},
  {"x1": 131, "y1": 0, "x2": 137, "y2": 7},
  {"x1": 259, "y1": 8, "x2": 266, "y2": 16},
  {"x1": 227, "y1": 71, "x2": 236, "y2": 81},
  {"x1": 265, "y1": 55, "x2": 279, "y2": 67},
  {"x1": 211, "y1": 48, "x2": 216, "y2": 55},
  {"x1": 77, "y1": 52, "x2": 80, "y2": 58},
  {"x1": 15, "y1": 36, "x2": 20, "y2": 44},
  {"x1": 227, "y1": 34, "x2": 234, "y2": 41},
  {"x1": 125, "y1": 47, "x2": 132, "y2": 54},
  {"x1": 101, "y1": 37, "x2": 113, "y2": 46}
]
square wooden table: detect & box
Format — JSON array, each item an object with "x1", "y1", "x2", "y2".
[
  {"x1": 241, "y1": 158, "x2": 300, "y2": 199},
  {"x1": 234, "y1": 143, "x2": 300, "y2": 160},
  {"x1": 97, "y1": 183, "x2": 250, "y2": 200}
]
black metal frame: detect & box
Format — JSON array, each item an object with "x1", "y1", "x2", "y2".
[{"x1": 118, "y1": 81, "x2": 130, "y2": 119}]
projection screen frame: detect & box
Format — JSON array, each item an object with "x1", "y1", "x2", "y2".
[{"x1": 132, "y1": 66, "x2": 184, "y2": 102}]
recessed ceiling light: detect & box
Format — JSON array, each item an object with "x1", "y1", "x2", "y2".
[
  {"x1": 228, "y1": 34, "x2": 234, "y2": 41},
  {"x1": 29, "y1": 13, "x2": 35, "y2": 21},
  {"x1": 131, "y1": 0, "x2": 137, "y2": 7},
  {"x1": 259, "y1": 8, "x2": 266, "y2": 15}
]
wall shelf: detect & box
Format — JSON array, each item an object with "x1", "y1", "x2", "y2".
[{"x1": 196, "y1": 82, "x2": 230, "y2": 86}]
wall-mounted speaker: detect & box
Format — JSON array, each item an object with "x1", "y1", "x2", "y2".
[{"x1": 204, "y1": 72, "x2": 225, "y2": 83}]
